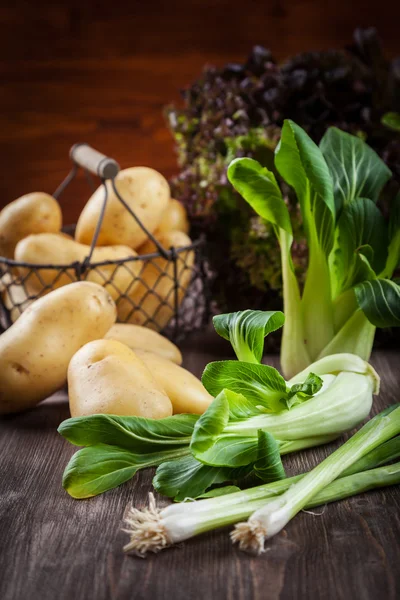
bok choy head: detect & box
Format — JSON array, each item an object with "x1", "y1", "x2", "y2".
[
  {"x1": 227, "y1": 121, "x2": 400, "y2": 378},
  {"x1": 195, "y1": 352, "x2": 379, "y2": 468}
]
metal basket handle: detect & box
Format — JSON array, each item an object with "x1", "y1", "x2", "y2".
[
  {"x1": 55, "y1": 142, "x2": 172, "y2": 260},
  {"x1": 70, "y1": 143, "x2": 120, "y2": 179}
]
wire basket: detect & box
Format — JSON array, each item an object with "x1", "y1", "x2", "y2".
[{"x1": 0, "y1": 144, "x2": 211, "y2": 341}]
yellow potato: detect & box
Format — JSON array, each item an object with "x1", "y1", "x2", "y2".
[
  {"x1": 68, "y1": 339, "x2": 172, "y2": 419},
  {"x1": 75, "y1": 167, "x2": 170, "y2": 249},
  {"x1": 105, "y1": 323, "x2": 182, "y2": 364},
  {"x1": 117, "y1": 231, "x2": 194, "y2": 330},
  {"x1": 157, "y1": 199, "x2": 190, "y2": 234},
  {"x1": 135, "y1": 349, "x2": 213, "y2": 414},
  {"x1": 15, "y1": 233, "x2": 141, "y2": 299},
  {"x1": 0, "y1": 282, "x2": 116, "y2": 415},
  {"x1": 1, "y1": 274, "x2": 36, "y2": 323},
  {"x1": 0, "y1": 192, "x2": 62, "y2": 258}
]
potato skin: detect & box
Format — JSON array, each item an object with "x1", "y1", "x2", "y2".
[
  {"x1": 15, "y1": 233, "x2": 141, "y2": 299},
  {"x1": 75, "y1": 167, "x2": 170, "y2": 249},
  {"x1": 118, "y1": 231, "x2": 194, "y2": 330},
  {"x1": 105, "y1": 323, "x2": 182, "y2": 364},
  {"x1": 68, "y1": 340, "x2": 172, "y2": 419},
  {"x1": 0, "y1": 282, "x2": 117, "y2": 415},
  {"x1": 0, "y1": 192, "x2": 62, "y2": 258},
  {"x1": 157, "y1": 199, "x2": 189, "y2": 235},
  {"x1": 135, "y1": 349, "x2": 213, "y2": 414}
]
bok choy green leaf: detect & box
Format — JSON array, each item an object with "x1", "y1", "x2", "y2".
[
  {"x1": 319, "y1": 127, "x2": 392, "y2": 211},
  {"x1": 212, "y1": 309, "x2": 285, "y2": 364}
]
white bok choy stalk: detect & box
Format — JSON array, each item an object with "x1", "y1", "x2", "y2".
[
  {"x1": 232, "y1": 404, "x2": 400, "y2": 554},
  {"x1": 122, "y1": 427, "x2": 400, "y2": 556},
  {"x1": 199, "y1": 354, "x2": 379, "y2": 451}
]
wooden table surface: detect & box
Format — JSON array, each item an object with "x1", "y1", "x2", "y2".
[{"x1": 1, "y1": 344, "x2": 399, "y2": 600}]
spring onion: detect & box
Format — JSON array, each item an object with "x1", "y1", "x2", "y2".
[
  {"x1": 122, "y1": 428, "x2": 400, "y2": 556},
  {"x1": 232, "y1": 404, "x2": 400, "y2": 553}
]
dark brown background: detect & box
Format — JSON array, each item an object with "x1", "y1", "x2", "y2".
[
  {"x1": 1, "y1": 0, "x2": 399, "y2": 225},
  {"x1": 1, "y1": 5, "x2": 400, "y2": 599}
]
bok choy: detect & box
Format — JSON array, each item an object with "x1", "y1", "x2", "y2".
[
  {"x1": 227, "y1": 122, "x2": 400, "y2": 378},
  {"x1": 59, "y1": 339, "x2": 378, "y2": 500}
]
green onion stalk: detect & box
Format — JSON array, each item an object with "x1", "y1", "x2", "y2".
[
  {"x1": 231, "y1": 405, "x2": 400, "y2": 553},
  {"x1": 122, "y1": 414, "x2": 400, "y2": 557}
]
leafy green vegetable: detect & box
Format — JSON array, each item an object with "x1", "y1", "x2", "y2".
[
  {"x1": 152, "y1": 455, "x2": 250, "y2": 502},
  {"x1": 226, "y1": 169, "x2": 310, "y2": 377},
  {"x1": 228, "y1": 122, "x2": 399, "y2": 377},
  {"x1": 190, "y1": 390, "x2": 231, "y2": 455},
  {"x1": 320, "y1": 127, "x2": 392, "y2": 212},
  {"x1": 275, "y1": 120, "x2": 336, "y2": 361},
  {"x1": 225, "y1": 159, "x2": 292, "y2": 235},
  {"x1": 383, "y1": 192, "x2": 400, "y2": 278},
  {"x1": 223, "y1": 371, "x2": 375, "y2": 441},
  {"x1": 154, "y1": 429, "x2": 286, "y2": 500},
  {"x1": 282, "y1": 372, "x2": 323, "y2": 410},
  {"x1": 58, "y1": 413, "x2": 197, "y2": 500},
  {"x1": 253, "y1": 431, "x2": 286, "y2": 483},
  {"x1": 58, "y1": 413, "x2": 198, "y2": 452},
  {"x1": 59, "y1": 346, "x2": 377, "y2": 500},
  {"x1": 212, "y1": 308, "x2": 285, "y2": 364},
  {"x1": 190, "y1": 355, "x2": 376, "y2": 471},
  {"x1": 166, "y1": 31, "x2": 400, "y2": 323},
  {"x1": 275, "y1": 120, "x2": 335, "y2": 254},
  {"x1": 202, "y1": 360, "x2": 323, "y2": 414},
  {"x1": 354, "y1": 279, "x2": 400, "y2": 327},
  {"x1": 63, "y1": 444, "x2": 190, "y2": 499},
  {"x1": 382, "y1": 112, "x2": 400, "y2": 132},
  {"x1": 202, "y1": 361, "x2": 287, "y2": 412},
  {"x1": 332, "y1": 198, "x2": 388, "y2": 296}
]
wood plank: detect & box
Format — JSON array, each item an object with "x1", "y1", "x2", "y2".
[{"x1": 0, "y1": 349, "x2": 399, "y2": 600}]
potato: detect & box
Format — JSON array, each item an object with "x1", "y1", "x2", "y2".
[
  {"x1": 68, "y1": 339, "x2": 172, "y2": 419},
  {"x1": 15, "y1": 233, "x2": 141, "y2": 299},
  {"x1": 157, "y1": 199, "x2": 189, "y2": 235},
  {"x1": 75, "y1": 167, "x2": 170, "y2": 249},
  {"x1": 1, "y1": 274, "x2": 36, "y2": 323},
  {"x1": 0, "y1": 192, "x2": 62, "y2": 258},
  {"x1": 105, "y1": 323, "x2": 182, "y2": 364},
  {"x1": 0, "y1": 282, "x2": 116, "y2": 415},
  {"x1": 138, "y1": 230, "x2": 193, "y2": 259},
  {"x1": 135, "y1": 349, "x2": 213, "y2": 414},
  {"x1": 117, "y1": 231, "x2": 194, "y2": 330}
]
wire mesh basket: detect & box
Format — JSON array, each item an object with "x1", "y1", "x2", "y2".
[{"x1": 0, "y1": 144, "x2": 210, "y2": 341}]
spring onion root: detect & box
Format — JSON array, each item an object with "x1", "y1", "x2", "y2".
[{"x1": 122, "y1": 494, "x2": 169, "y2": 557}]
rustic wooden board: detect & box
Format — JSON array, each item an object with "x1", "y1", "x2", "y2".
[{"x1": 0, "y1": 348, "x2": 399, "y2": 600}]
